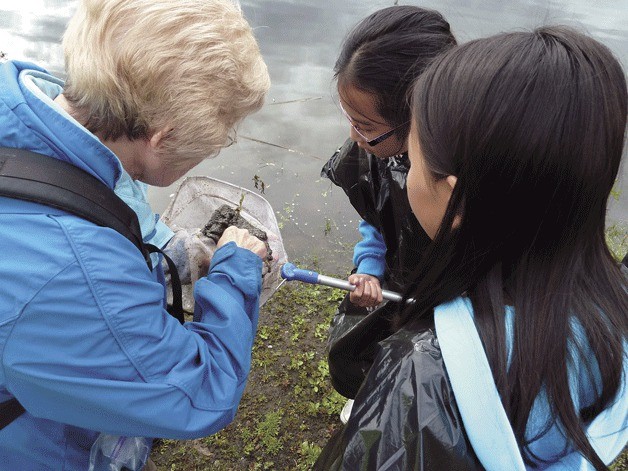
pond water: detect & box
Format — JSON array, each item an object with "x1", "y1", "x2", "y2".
[{"x1": 1, "y1": 0, "x2": 626, "y2": 271}]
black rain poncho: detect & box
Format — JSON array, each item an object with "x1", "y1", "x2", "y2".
[
  {"x1": 318, "y1": 140, "x2": 482, "y2": 469},
  {"x1": 315, "y1": 311, "x2": 483, "y2": 470},
  {"x1": 321, "y1": 139, "x2": 430, "y2": 294}
]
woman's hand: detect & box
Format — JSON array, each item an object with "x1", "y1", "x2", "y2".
[
  {"x1": 217, "y1": 226, "x2": 268, "y2": 260},
  {"x1": 348, "y1": 273, "x2": 383, "y2": 307}
]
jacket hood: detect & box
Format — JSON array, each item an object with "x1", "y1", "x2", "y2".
[{"x1": 0, "y1": 60, "x2": 121, "y2": 188}]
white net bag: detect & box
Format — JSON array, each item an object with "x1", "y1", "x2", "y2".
[{"x1": 160, "y1": 176, "x2": 287, "y2": 311}]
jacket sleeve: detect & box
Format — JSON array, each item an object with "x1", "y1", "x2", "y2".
[
  {"x1": 2, "y1": 216, "x2": 262, "y2": 439},
  {"x1": 352, "y1": 220, "x2": 386, "y2": 280}
]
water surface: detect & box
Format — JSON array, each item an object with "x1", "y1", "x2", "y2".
[{"x1": 1, "y1": 0, "x2": 626, "y2": 269}]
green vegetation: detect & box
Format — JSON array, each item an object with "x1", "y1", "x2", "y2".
[
  {"x1": 606, "y1": 222, "x2": 627, "y2": 262},
  {"x1": 252, "y1": 175, "x2": 266, "y2": 194},
  {"x1": 607, "y1": 184, "x2": 627, "y2": 261},
  {"x1": 612, "y1": 450, "x2": 628, "y2": 471}
]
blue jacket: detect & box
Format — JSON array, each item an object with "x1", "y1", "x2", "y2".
[
  {"x1": 353, "y1": 220, "x2": 386, "y2": 280},
  {"x1": 0, "y1": 60, "x2": 263, "y2": 470},
  {"x1": 436, "y1": 297, "x2": 627, "y2": 470}
]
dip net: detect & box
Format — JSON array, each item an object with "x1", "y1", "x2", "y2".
[{"x1": 161, "y1": 176, "x2": 287, "y2": 312}]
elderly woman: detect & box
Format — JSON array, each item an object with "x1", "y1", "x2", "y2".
[{"x1": 0, "y1": 0, "x2": 270, "y2": 469}]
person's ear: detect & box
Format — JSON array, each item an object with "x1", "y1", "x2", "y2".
[
  {"x1": 446, "y1": 175, "x2": 457, "y2": 190},
  {"x1": 445, "y1": 175, "x2": 462, "y2": 228},
  {"x1": 137, "y1": 126, "x2": 172, "y2": 178},
  {"x1": 148, "y1": 127, "x2": 172, "y2": 151}
]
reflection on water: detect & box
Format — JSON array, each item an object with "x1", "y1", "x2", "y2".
[{"x1": 1, "y1": 0, "x2": 626, "y2": 268}]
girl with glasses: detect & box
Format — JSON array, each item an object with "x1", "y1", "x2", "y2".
[
  {"x1": 318, "y1": 26, "x2": 627, "y2": 470},
  {"x1": 321, "y1": 5, "x2": 456, "y2": 406},
  {"x1": 323, "y1": 5, "x2": 456, "y2": 310}
]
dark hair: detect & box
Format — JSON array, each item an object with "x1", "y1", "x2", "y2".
[
  {"x1": 334, "y1": 5, "x2": 456, "y2": 140},
  {"x1": 405, "y1": 27, "x2": 627, "y2": 469}
]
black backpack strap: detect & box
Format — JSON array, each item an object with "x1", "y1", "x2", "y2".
[
  {"x1": 147, "y1": 244, "x2": 184, "y2": 325},
  {"x1": 0, "y1": 147, "x2": 184, "y2": 319},
  {"x1": 0, "y1": 147, "x2": 151, "y2": 266},
  {"x1": 0, "y1": 398, "x2": 25, "y2": 430}
]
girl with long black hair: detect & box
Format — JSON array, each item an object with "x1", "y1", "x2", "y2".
[{"x1": 317, "y1": 26, "x2": 627, "y2": 470}]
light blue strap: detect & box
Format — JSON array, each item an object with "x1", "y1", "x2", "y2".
[{"x1": 434, "y1": 297, "x2": 526, "y2": 471}]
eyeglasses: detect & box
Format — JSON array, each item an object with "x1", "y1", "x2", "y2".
[{"x1": 339, "y1": 101, "x2": 407, "y2": 146}]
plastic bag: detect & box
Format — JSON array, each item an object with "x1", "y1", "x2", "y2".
[
  {"x1": 327, "y1": 300, "x2": 396, "y2": 399},
  {"x1": 160, "y1": 176, "x2": 287, "y2": 311},
  {"x1": 88, "y1": 434, "x2": 150, "y2": 471},
  {"x1": 317, "y1": 310, "x2": 483, "y2": 470}
]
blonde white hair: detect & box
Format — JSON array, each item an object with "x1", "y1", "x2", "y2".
[{"x1": 63, "y1": 0, "x2": 270, "y2": 167}]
